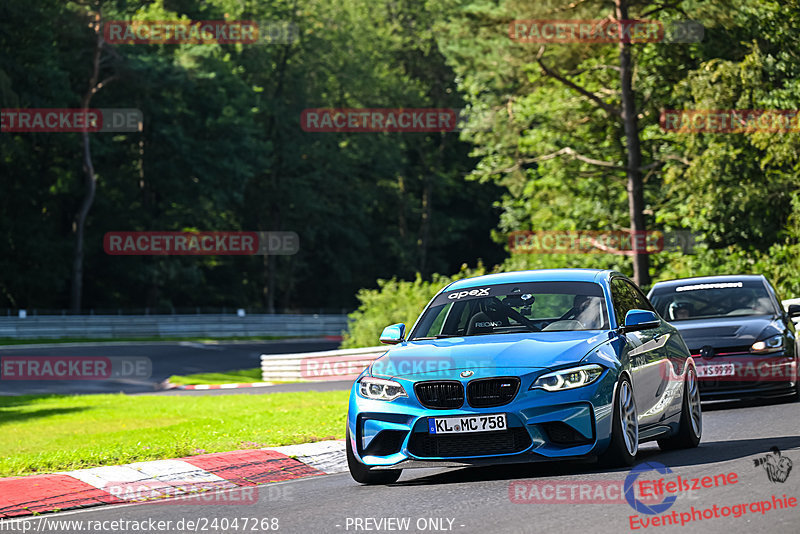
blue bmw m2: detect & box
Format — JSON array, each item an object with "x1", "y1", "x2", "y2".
[{"x1": 346, "y1": 269, "x2": 702, "y2": 484}]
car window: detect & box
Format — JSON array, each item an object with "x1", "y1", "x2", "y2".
[
  {"x1": 764, "y1": 280, "x2": 785, "y2": 316},
  {"x1": 610, "y1": 278, "x2": 639, "y2": 325},
  {"x1": 649, "y1": 279, "x2": 778, "y2": 321},
  {"x1": 426, "y1": 305, "x2": 449, "y2": 336},
  {"x1": 625, "y1": 280, "x2": 655, "y2": 312},
  {"x1": 409, "y1": 281, "x2": 609, "y2": 338},
  {"x1": 454, "y1": 301, "x2": 474, "y2": 333}
]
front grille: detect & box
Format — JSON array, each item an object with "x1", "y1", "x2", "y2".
[
  {"x1": 414, "y1": 381, "x2": 464, "y2": 409},
  {"x1": 699, "y1": 379, "x2": 793, "y2": 392},
  {"x1": 467, "y1": 377, "x2": 520, "y2": 408},
  {"x1": 689, "y1": 346, "x2": 751, "y2": 357},
  {"x1": 408, "y1": 427, "x2": 532, "y2": 458}
]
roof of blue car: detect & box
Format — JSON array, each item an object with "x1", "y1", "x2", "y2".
[
  {"x1": 650, "y1": 274, "x2": 767, "y2": 290},
  {"x1": 445, "y1": 269, "x2": 612, "y2": 290}
]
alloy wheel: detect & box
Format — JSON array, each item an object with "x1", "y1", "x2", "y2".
[
  {"x1": 619, "y1": 380, "x2": 639, "y2": 456},
  {"x1": 687, "y1": 367, "x2": 702, "y2": 438}
]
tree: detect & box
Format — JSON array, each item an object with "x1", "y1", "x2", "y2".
[
  {"x1": 431, "y1": 0, "x2": 705, "y2": 286},
  {"x1": 70, "y1": 2, "x2": 119, "y2": 312}
]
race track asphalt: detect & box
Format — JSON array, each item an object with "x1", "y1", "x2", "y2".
[
  {"x1": 0, "y1": 339, "x2": 341, "y2": 395},
  {"x1": 4, "y1": 396, "x2": 799, "y2": 534}
]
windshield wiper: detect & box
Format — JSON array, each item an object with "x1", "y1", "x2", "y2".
[{"x1": 411, "y1": 334, "x2": 461, "y2": 340}]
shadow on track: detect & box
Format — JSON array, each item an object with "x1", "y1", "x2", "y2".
[
  {"x1": 701, "y1": 395, "x2": 797, "y2": 412},
  {"x1": 639, "y1": 435, "x2": 800, "y2": 467},
  {"x1": 391, "y1": 435, "x2": 800, "y2": 487}
]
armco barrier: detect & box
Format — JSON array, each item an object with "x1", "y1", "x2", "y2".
[
  {"x1": 261, "y1": 346, "x2": 386, "y2": 382},
  {"x1": 0, "y1": 314, "x2": 347, "y2": 340}
]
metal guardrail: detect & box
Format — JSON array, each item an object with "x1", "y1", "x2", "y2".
[
  {"x1": 3, "y1": 307, "x2": 350, "y2": 316},
  {"x1": 0, "y1": 314, "x2": 348, "y2": 339},
  {"x1": 261, "y1": 346, "x2": 386, "y2": 382}
]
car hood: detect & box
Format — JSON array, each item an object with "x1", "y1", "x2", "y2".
[
  {"x1": 370, "y1": 331, "x2": 610, "y2": 379},
  {"x1": 670, "y1": 315, "x2": 782, "y2": 352}
]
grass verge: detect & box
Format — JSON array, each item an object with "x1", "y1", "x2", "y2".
[
  {"x1": 167, "y1": 368, "x2": 264, "y2": 386},
  {"x1": 0, "y1": 391, "x2": 348, "y2": 477}
]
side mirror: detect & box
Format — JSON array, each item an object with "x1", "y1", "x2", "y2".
[
  {"x1": 380, "y1": 323, "x2": 406, "y2": 344},
  {"x1": 622, "y1": 309, "x2": 660, "y2": 333},
  {"x1": 788, "y1": 304, "x2": 800, "y2": 318}
]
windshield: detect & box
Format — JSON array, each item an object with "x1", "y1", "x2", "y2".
[
  {"x1": 649, "y1": 279, "x2": 777, "y2": 321},
  {"x1": 409, "y1": 281, "x2": 609, "y2": 339}
]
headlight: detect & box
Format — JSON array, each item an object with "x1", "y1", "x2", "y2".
[
  {"x1": 358, "y1": 376, "x2": 407, "y2": 401},
  {"x1": 750, "y1": 334, "x2": 784, "y2": 354},
  {"x1": 530, "y1": 364, "x2": 604, "y2": 392}
]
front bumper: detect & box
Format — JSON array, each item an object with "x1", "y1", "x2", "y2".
[
  {"x1": 694, "y1": 353, "x2": 797, "y2": 400},
  {"x1": 347, "y1": 368, "x2": 618, "y2": 469}
]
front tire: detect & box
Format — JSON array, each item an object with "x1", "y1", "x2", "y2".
[
  {"x1": 599, "y1": 375, "x2": 638, "y2": 467},
  {"x1": 658, "y1": 365, "x2": 702, "y2": 450},
  {"x1": 346, "y1": 429, "x2": 402, "y2": 485}
]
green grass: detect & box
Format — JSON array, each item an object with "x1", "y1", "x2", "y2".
[
  {"x1": 0, "y1": 391, "x2": 348, "y2": 477},
  {"x1": 0, "y1": 335, "x2": 291, "y2": 346},
  {"x1": 168, "y1": 368, "x2": 264, "y2": 385}
]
